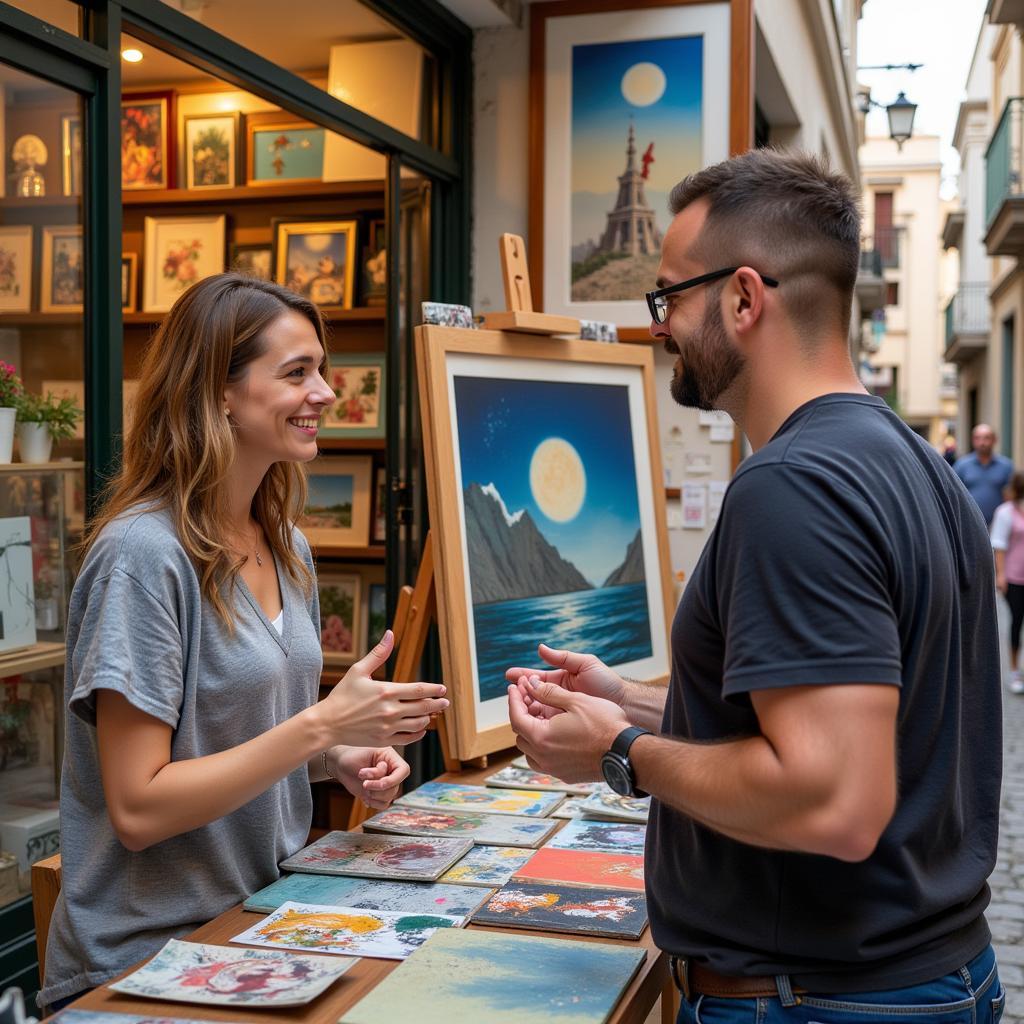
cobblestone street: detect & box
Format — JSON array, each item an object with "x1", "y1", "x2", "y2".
[{"x1": 991, "y1": 600, "x2": 1023, "y2": 1022}]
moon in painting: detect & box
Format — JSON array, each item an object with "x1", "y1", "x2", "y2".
[
  {"x1": 529, "y1": 437, "x2": 586, "y2": 523},
  {"x1": 621, "y1": 62, "x2": 667, "y2": 107}
]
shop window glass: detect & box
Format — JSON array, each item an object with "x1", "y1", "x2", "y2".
[
  {"x1": 0, "y1": 63, "x2": 85, "y2": 902},
  {"x1": 149, "y1": 0, "x2": 438, "y2": 149},
  {"x1": 6, "y1": 0, "x2": 80, "y2": 35}
]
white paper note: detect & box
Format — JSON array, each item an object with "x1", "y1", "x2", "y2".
[
  {"x1": 709, "y1": 423, "x2": 735, "y2": 443},
  {"x1": 682, "y1": 484, "x2": 707, "y2": 530}
]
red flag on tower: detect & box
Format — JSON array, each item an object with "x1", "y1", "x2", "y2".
[{"x1": 641, "y1": 142, "x2": 655, "y2": 180}]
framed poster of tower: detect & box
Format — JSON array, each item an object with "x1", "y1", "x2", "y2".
[
  {"x1": 530, "y1": 0, "x2": 752, "y2": 330},
  {"x1": 416, "y1": 325, "x2": 674, "y2": 762}
]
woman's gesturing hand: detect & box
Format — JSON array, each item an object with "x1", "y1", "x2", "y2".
[
  {"x1": 327, "y1": 745, "x2": 410, "y2": 810},
  {"x1": 316, "y1": 630, "x2": 449, "y2": 746}
]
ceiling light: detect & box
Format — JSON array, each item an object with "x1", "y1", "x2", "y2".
[{"x1": 121, "y1": 48, "x2": 144, "y2": 63}]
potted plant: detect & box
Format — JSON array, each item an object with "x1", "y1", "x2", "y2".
[
  {"x1": 15, "y1": 389, "x2": 81, "y2": 464},
  {"x1": 0, "y1": 361, "x2": 23, "y2": 464}
]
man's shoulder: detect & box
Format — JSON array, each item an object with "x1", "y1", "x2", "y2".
[{"x1": 952, "y1": 453, "x2": 976, "y2": 472}]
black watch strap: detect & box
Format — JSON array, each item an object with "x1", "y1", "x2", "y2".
[{"x1": 611, "y1": 726, "x2": 652, "y2": 759}]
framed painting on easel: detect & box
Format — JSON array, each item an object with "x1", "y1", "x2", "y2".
[
  {"x1": 529, "y1": 0, "x2": 750, "y2": 332},
  {"x1": 416, "y1": 325, "x2": 674, "y2": 762}
]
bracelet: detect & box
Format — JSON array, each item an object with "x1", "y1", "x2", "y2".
[{"x1": 322, "y1": 750, "x2": 336, "y2": 781}]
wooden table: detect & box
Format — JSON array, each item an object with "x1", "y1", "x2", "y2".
[{"x1": 68, "y1": 753, "x2": 676, "y2": 1024}]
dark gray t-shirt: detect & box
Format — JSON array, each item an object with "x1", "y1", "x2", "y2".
[
  {"x1": 646, "y1": 394, "x2": 1001, "y2": 992},
  {"x1": 42, "y1": 508, "x2": 323, "y2": 1004}
]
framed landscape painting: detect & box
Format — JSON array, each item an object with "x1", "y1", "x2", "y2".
[
  {"x1": 0, "y1": 225, "x2": 32, "y2": 313},
  {"x1": 321, "y1": 353, "x2": 385, "y2": 438},
  {"x1": 40, "y1": 225, "x2": 84, "y2": 313},
  {"x1": 530, "y1": 1, "x2": 737, "y2": 328},
  {"x1": 143, "y1": 214, "x2": 226, "y2": 313},
  {"x1": 417, "y1": 326, "x2": 673, "y2": 761},
  {"x1": 301, "y1": 455, "x2": 373, "y2": 547}
]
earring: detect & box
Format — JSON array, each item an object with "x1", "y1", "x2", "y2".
[{"x1": 224, "y1": 407, "x2": 230, "y2": 416}]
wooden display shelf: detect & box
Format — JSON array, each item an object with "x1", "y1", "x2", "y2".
[
  {"x1": 0, "y1": 195, "x2": 80, "y2": 209},
  {"x1": 310, "y1": 543, "x2": 385, "y2": 560},
  {"x1": 123, "y1": 307, "x2": 386, "y2": 326},
  {"x1": 122, "y1": 179, "x2": 386, "y2": 207},
  {"x1": 0, "y1": 313, "x2": 82, "y2": 326},
  {"x1": 316, "y1": 437, "x2": 385, "y2": 451},
  {"x1": 0, "y1": 460, "x2": 83, "y2": 473},
  {"x1": 0, "y1": 641, "x2": 65, "y2": 680}
]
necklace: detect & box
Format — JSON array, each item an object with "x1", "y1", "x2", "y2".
[{"x1": 251, "y1": 524, "x2": 263, "y2": 567}]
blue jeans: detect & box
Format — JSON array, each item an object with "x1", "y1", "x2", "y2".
[{"x1": 677, "y1": 946, "x2": 1004, "y2": 1023}]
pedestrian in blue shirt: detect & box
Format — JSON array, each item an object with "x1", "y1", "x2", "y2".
[{"x1": 954, "y1": 423, "x2": 1014, "y2": 525}]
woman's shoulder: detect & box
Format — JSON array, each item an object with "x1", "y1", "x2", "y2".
[
  {"x1": 289, "y1": 521, "x2": 314, "y2": 567},
  {"x1": 87, "y1": 505, "x2": 192, "y2": 580}
]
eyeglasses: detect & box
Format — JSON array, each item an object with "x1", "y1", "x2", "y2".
[{"x1": 645, "y1": 267, "x2": 779, "y2": 325}]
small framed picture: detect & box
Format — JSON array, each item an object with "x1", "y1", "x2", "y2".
[
  {"x1": 318, "y1": 572, "x2": 362, "y2": 668},
  {"x1": 361, "y1": 569, "x2": 387, "y2": 656},
  {"x1": 247, "y1": 112, "x2": 325, "y2": 185},
  {"x1": 41, "y1": 225, "x2": 83, "y2": 313},
  {"x1": 320, "y1": 353, "x2": 386, "y2": 439},
  {"x1": 121, "y1": 91, "x2": 174, "y2": 190},
  {"x1": 143, "y1": 214, "x2": 226, "y2": 313},
  {"x1": 229, "y1": 242, "x2": 273, "y2": 281},
  {"x1": 60, "y1": 113, "x2": 82, "y2": 196},
  {"x1": 273, "y1": 218, "x2": 357, "y2": 310},
  {"x1": 301, "y1": 455, "x2": 373, "y2": 548},
  {"x1": 182, "y1": 111, "x2": 241, "y2": 190},
  {"x1": 121, "y1": 252, "x2": 138, "y2": 313},
  {"x1": 0, "y1": 225, "x2": 33, "y2": 313},
  {"x1": 362, "y1": 217, "x2": 386, "y2": 307},
  {"x1": 372, "y1": 465, "x2": 387, "y2": 544}
]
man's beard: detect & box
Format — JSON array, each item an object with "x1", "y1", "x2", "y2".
[{"x1": 669, "y1": 296, "x2": 744, "y2": 411}]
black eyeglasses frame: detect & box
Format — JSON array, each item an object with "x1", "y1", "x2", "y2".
[{"x1": 645, "y1": 267, "x2": 780, "y2": 324}]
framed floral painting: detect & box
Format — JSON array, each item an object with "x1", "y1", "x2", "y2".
[
  {"x1": 143, "y1": 214, "x2": 226, "y2": 313},
  {"x1": 320, "y1": 353, "x2": 385, "y2": 439},
  {"x1": 318, "y1": 572, "x2": 362, "y2": 668},
  {"x1": 41, "y1": 225, "x2": 84, "y2": 313},
  {"x1": 300, "y1": 455, "x2": 373, "y2": 548},
  {"x1": 273, "y1": 218, "x2": 357, "y2": 311},
  {"x1": 121, "y1": 91, "x2": 174, "y2": 190},
  {"x1": 182, "y1": 111, "x2": 241, "y2": 190},
  {"x1": 0, "y1": 225, "x2": 32, "y2": 314}
]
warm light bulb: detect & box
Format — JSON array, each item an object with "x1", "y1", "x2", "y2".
[{"x1": 121, "y1": 48, "x2": 144, "y2": 63}]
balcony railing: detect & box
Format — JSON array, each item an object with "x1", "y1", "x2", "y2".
[
  {"x1": 862, "y1": 228, "x2": 902, "y2": 269},
  {"x1": 859, "y1": 248, "x2": 882, "y2": 277},
  {"x1": 986, "y1": 97, "x2": 1024, "y2": 226},
  {"x1": 944, "y1": 283, "x2": 989, "y2": 345}
]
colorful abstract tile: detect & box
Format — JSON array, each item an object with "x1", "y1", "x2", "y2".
[
  {"x1": 244, "y1": 873, "x2": 491, "y2": 918},
  {"x1": 546, "y1": 819, "x2": 646, "y2": 856},
  {"x1": 513, "y1": 847, "x2": 645, "y2": 891},
  {"x1": 396, "y1": 782, "x2": 564, "y2": 817},
  {"x1": 279, "y1": 831, "x2": 473, "y2": 882},
  {"x1": 339, "y1": 928, "x2": 647, "y2": 1024},
  {"x1": 471, "y1": 881, "x2": 648, "y2": 940},
  {"x1": 108, "y1": 939, "x2": 353, "y2": 1007},
  {"x1": 437, "y1": 845, "x2": 535, "y2": 887},
  {"x1": 362, "y1": 806, "x2": 558, "y2": 848},
  {"x1": 231, "y1": 901, "x2": 463, "y2": 961}
]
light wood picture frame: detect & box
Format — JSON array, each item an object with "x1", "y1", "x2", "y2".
[
  {"x1": 416, "y1": 325, "x2": 674, "y2": 761},
  {"x1": 0, "y1": 225, "x2": 33, "y2": 313},
  {"x1": 246, "y1": 112, "x2": 325, "y2": 185},
  {"x1": 182, "y1": 110, "x2": 241, "y2": 190},
  {"x1": 40, "y1": 225, "x2": 83, "y2": 313},
  {"x1": 300, "y1": 455, "x2": 373, "y2": 548},
  {"x1": 60, "y1": 113, "x2": 82, "y2": 196},
  {"x1": 121, "y1": 252, "x2": 138, "y2": 313},
  {"x1": 273, "y1": 218, "x2": 358, "y2": 312},
  {"x1": 143, "y1": 214, "x2": 226, "y2": 313},
  {"x1": 528, "y1": 0, "x2": 752, "y2": 332},
  {"x1": 318, "y1": 571, "x2": 363, "y2": 668}
]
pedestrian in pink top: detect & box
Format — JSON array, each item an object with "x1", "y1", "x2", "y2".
[{"x1": 991, "y1": 471, "x2": 1024, "y2": 693}]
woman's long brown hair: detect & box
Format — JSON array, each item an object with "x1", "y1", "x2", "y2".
[{"x1": 85, "y1": 273, "x2": 325, "y2": 627}]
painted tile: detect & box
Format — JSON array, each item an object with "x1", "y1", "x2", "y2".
[
  {"x1": 108, "y1": 939, "x2": 353, "y2": 1007},
  {"x1": 339, "y1": 927, "x2": 647, "y2": 1024},
  {"x1": 231, "y1": 901, "x2": 463, "y2": 961},
  {"x1": 58, "y1": 1014, "x2": 253, "y2": 1024},
  {"x1": 437, "y1": 845, "x2": 535, "y2": 887},
  {"x1": 546, "y1": 819, "x2": 646, "y2": 856},
  {"x1": 362, "y1": 806, "x2": 558, "y2": 848},
  {"x1": 577, "y1": 790, "x2": 651, "y2": 823},
  {"x1": 471, "y1": 881, "x2": 648, "y2": 940},
  {"x1": 513, "y1": 847, "x2": 645, "y2": 891},
  {"x1": 484, "y1": 765, "x2": 604, "y2": 796},
  {"x1": 279, "y1": 831, "x2": 472, "y2": 882},
  {"x1": 244, "y1": 873, "x2": 491, "y2": 918},
  {"x1": 395, "y1": 781, "x2": 564, "y2": 817}
]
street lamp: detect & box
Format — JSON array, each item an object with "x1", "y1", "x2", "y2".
[{"x1": 856, "y1": 63, "x2": 922, "y2": 151}]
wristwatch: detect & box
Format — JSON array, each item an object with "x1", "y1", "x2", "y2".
[{"x1": 601, "y1": 726, "x2": 652, "y2": 798}]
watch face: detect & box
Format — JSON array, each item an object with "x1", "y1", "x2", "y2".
[{"x1": 601, "y1": 752, "x2": 632, "y2": 796}]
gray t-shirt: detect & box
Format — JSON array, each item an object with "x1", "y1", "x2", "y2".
[{"x1": 41, "y1": 507, "x2": 323, "y2": 1004}]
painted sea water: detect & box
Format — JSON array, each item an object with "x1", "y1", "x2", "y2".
[{"x1": 474, "y1": 583, "x2": 651, "y2": 702}]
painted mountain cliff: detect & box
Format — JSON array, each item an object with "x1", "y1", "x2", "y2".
[
  {"x1": 463, "y1": 482, "x2": 593, "y2": 605},
  {"x1": 602, "y1": 530, "x2": 645, "y2": 588}
]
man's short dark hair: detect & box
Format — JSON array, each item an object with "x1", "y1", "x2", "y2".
[{"x1": 668, "y1": 149, "x2": 862, "y2": 340}]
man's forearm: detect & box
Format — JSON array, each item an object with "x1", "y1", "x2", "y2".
[{"x1": 621, "y1": 677, "x2": 669, "y2": 732}]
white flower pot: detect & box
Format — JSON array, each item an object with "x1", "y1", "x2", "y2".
[
  {"x1": 16, "y1": 421, "x2": 53, "y2": 464},
  {"x1": 0, "y1": 407, "x2": 15, "y2": 464}
]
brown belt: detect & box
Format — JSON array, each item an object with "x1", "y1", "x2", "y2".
[{"x1": 669, "y1": 956, "x2": 808, "y2": 1001}]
